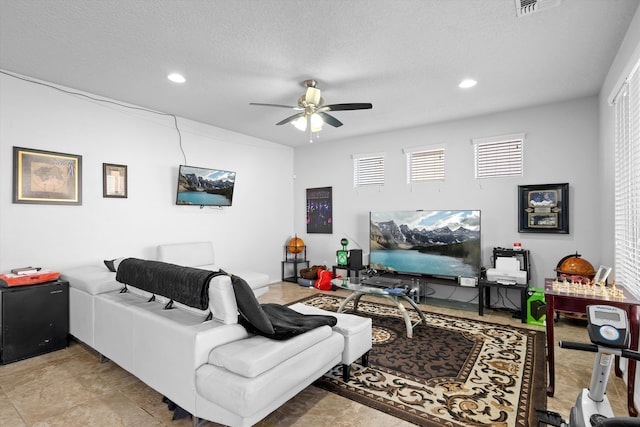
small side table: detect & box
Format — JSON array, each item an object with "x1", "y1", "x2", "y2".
[
  {"x1": 281, "y1": 259, "x2": 310, "y2": 283},
  {"x1": 477, "y1": 279, "x2": 528, "y2": 323},
  {"x1": 332, "y1": 265, "x2": 363, "y2": 279}
]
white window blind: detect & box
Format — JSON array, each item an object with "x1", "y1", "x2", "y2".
[
  {"x1": 353, "y1": 153, "x2": 385, "y2": 187},
  {"x1": 614, "y1": 62, "x2": 640, "y2": 298},
  {"x1": 473, "y1": 133, "x2": 524, "y2": 178},
  {"x1": 405, "y1": 147, "x2": 445, "y2": 183}
]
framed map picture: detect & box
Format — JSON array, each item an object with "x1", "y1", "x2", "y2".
[{"x1": 13, "y1": 146, "x2": 82, "y2": 205}]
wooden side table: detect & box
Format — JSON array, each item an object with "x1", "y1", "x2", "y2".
[{"x1": 544, "y1": 278, "x2": 640, "y2": 416}]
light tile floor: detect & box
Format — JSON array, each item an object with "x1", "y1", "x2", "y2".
[{"x1": 0, "y1": 282, "x2": 631, "y2": 426}]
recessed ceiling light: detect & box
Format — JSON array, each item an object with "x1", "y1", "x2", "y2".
[
  {"x1": 167, "y1": 73, "x2": 186, "y2": 83},
  {"x1": 458, "y1": 79, "x2": 477, "y2": 89}
]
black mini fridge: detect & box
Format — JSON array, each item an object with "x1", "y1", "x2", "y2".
[{"x1": 0, "y1": 280, "x2": 69, "y2": 364}]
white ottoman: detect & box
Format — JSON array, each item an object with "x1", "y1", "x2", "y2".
[{"x1": 290, "y1": 302, "x2": 372, "y2": 381}]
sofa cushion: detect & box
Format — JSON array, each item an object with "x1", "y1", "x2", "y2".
[
  {"x1": 196, "y1": 332, "x2": 343, "y2": 417},
  {"x1": 196, "y1": 263, "x2": 219, "y2": 272},
  {"x1": 61, "y1": 265, "x2": 122, "y2": 295},
  {"x1": 208, "y1": 325, "x2": 333, "y2": 378}
]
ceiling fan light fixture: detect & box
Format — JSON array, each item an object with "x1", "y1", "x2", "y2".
[
  {"x1": 292, "y1": 116, "x2": 307, "y2": 131},
  {"x1": 306, "y1": 87, "x2": 322, "y2": 106},
  {"x1": 310, "y1": 113, "x2": 323, "y2": 132},
  {"x1": 252, "y1": 78, "x2": 373, "y2": 139}
]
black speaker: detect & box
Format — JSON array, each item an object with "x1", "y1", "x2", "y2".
[
  {"x1": 348, "y1": 249, "x2": 363, "y2": 269},
  {"x1": 529, "y1": 300, "x2": 547, "y2": 321}
]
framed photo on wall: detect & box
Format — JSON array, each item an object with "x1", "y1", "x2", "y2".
[
  {"x1": 13, "y1": 146, "x2": 82, "y2": 205},
  {"x1": 518, "y1": 183, "x2": 569, "y2": 233},
  {"x1": 306, "y1": 187, "x2": 333, "y2": 234},
  {"x1": 103, "y1": 163, "x2": 128, "y2": 198}
]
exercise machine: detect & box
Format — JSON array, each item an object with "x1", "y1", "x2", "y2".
[{"x1": 537, "y1": 304, "x2": 640, "y2": 427}]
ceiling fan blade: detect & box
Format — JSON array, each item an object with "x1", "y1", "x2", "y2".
[
  {"x1": 249, "y1": 102, "x2": 301, "y2": 110},
  {"x1": 323, "y1": 103, "x2": 373, "y2": 111},
  {"x1": 318, "y1": 112, "x2": 343, "y2": 128},
  {"x1": 276, "y1": 112, "x2": 304, "y2": 126}
]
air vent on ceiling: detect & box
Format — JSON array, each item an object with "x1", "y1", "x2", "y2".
[{"x1": 515, "y1": 0, "x2": 561, "y2": 17}]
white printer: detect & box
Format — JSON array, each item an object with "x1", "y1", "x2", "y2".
[{"x1": 486, "y1": 247, "x2": 530, "y2": 285}]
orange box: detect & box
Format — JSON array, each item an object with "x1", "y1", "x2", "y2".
[{"x1": 0, "y1": 271, "x2": 60, "y2": 287}]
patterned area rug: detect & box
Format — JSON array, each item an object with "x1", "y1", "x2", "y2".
[{"x1": 299, "y1": 294, "x2": 546, "y2": 427}]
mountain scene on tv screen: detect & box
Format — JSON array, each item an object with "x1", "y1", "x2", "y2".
[
  {"x1": 370, "y1": 210, "x2": 480, "y2": 275},
  {"x1": 177, "y1": 167, "x2": 235, "y2": 205}
]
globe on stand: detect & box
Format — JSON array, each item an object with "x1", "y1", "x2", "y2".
[{"x1": 286, "y1": 236, "x2": 306, "y2": 260}]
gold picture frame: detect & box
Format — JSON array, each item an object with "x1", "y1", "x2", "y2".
[
  {"x1": 13, "y1": 146, "x2": 82, "y2": 205},
  {"x1": 103, "y1": 163, "x2": 128, "y2": 198}
]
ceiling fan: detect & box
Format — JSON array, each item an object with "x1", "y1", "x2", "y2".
[{"x1": 250, "y1": 79, "x2": 373, "y2": 140}]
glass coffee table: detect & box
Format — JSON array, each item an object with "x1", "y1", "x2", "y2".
[{"x1": 331, "y1": 277, "x2": 427, "y2": 338}]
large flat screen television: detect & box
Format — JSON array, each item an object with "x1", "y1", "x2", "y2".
[
  {"x1": 176, "y1": 165, "x2": 236, "y2": 207},
  {"x1": 369, "y1": 210, "x2": 481, "y2": 279}
]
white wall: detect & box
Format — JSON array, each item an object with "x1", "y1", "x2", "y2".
[
  {"x1": 293, "y1": 96, "x2": 600, "y2": 303},
  {"x1": 0, "y1": 73, "x2": 294, "y2": 282}
]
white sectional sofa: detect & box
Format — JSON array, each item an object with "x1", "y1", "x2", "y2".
[
  {"x1": 64, "y1": 241, "x2": 270, "y2": 348},
  {"x1": 60, "y1": 242, "x2": 351, "y2": 426}
]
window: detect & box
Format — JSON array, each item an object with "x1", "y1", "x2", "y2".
[
  {"x1": 404, "y1": 146, "x2": 445, "y2": 183},
  {"x1": 473, "y1": 133, "x2": 525, "y2": 178},
  {"x1": 353, "y1": 153, "x2": 385, "y2": 187},
  {"x1": 614, "y1": 61, "x2": 640, "y2": 298}
]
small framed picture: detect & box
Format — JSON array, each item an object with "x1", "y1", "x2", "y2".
[
  {"x1": 13, "y1": 146, "x2": 82, "y2": 205},
  {"x1": 103, "y1": 163, "x2": 128, "y2": 198},
  {"x1": 518, "y1": 183, "x2": 569, "y2": 233}
]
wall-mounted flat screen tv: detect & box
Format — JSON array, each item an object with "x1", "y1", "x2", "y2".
[
  {"x1": 370, "y1": 210, "x2": 481, "y2": 279},
  {"x1": 176, "y1": 165, "x2": 236, "y2": 207}
]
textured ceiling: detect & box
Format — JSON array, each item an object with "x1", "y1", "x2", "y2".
[{"x1": 0, "y1": 0, "x2": 638, "y2": 147}]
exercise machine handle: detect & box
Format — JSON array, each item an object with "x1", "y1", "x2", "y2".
[
  {"x1": 561, "y1": 341, "x2": 640, "y2": 361},
  {"x1": 559, "y1": 341, "x2": 598, "y2": 352},
  {"x1": 621, "y1": 348, "x2": 640, "y2": 362}
]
